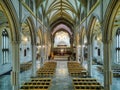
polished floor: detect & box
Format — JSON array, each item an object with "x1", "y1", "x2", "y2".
[
  {"x1": 0, "y1": 74, "x2": 12, "y2": 90},
  {"x1": 49, "y1": 61, "x2": 74, "y2": 90},
  {"x1": 92, "y1": 65, "x2": 120, "y2": 90},
  {"x1": 0, "y1": 60, "x2": 120, "y2": 90}
]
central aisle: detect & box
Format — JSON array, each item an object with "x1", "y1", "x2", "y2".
[{"x1": 49, "y1": 61, "x2": 74, "y2": 90}]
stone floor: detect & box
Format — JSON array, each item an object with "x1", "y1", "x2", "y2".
[
  {"x1": 92, "y1": 65, "x2": 120, "y2": 90},
  {"x1": 49, "y1": 61, "x2": 74, "y2": 90},
  {"x1": 0, "y1": 74, "x2": 12, "y2": 90},
  {"x1": 0, "y1": 60, "x2": 120, "y2": 90}
]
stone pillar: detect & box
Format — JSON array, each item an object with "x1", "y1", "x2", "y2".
[
  {"x1": 76, "y1": 46, "x2": 80, "y2": 62},
  {"x1": 45, "y1": 45, "x2": 48, "y2": 61},
  {"x1": 42, "y1": 46, "x2": 45, "y2": 64},
  {"x1": 31, "y1": 44, "x2": 36, "y2": 77},
  {"x1": 82, "y1": 45, "x2": 84, "y2": 62},
  {"x1": 43, "y1": 45, "x2": 47, "y2": 63},
  {"x1": 88, "y1": 44, "x2": 92, "y2": 76},
  {"x1": 104, "y1": 41, "x2": 112, "y2": 90},
  {"x1": 40, "y1": 46, "x2": 44, "y2": 67},
  {"x1": 11, "y1": 41, "x2": 20, "y2": 90},
  {"x1": 51, "y1": 37, "x2": 54, "y2": 55}
]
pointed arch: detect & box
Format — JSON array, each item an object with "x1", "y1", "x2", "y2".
[
  {"x1": 103, "y1": 0, "x2": 118, "y2": 42},
  {"x1": 0, "y1": 1, "x2": 20, "y2": 42},
  {"x1": 27, "y1": 17, "x2": 37, "y2": 44},
  {"x1": 87, "y1": 15, "x2": 101, "y2": 44}
]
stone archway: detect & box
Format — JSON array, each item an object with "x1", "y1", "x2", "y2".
[
  {"x1": 106, "y1": 2, "x2": 120, "y2": 65},
  {"x1": 103, "y1": 0, "x2": 120, "y2": 90},
  {"x1": 19, "y1": 16, "x2": 37, "y2": 83},
  {"x1": 89, "y1": 17, "x2": 103, "y2": 64},
  {"x1": 0, "y1": 1, "x2": 20, "y2": 90}
]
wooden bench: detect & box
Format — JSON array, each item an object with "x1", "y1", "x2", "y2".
[
  {"x1": 67, "y1": 62, "x2": 88, "y2": 77},
  {"x1": 20, "y1": 85, "x2": 49, "y2": 90},
  {"x1": 73, "y1": 78, "x2": 97, "y2": 82},
  {"x1": 36, "y1": 62, "x2": 57, "y2": 77},
  {"x1": 73, "y1": 78, "x2": 104, "y2": 90},
  {"x1": 20, "y1": 78, "x2": 51, "y2": 90},
  {"x1": 74, "y1": 85, "x2": 103, "y2": 90}
]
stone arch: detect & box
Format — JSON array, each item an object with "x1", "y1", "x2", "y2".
[
  {"x1": 26, "y1": 17, "x2": 36, "y2": 44},
  {"x1": 103, "y1": 0, "x2": 118, "y2": 42},
  {"x1": 19, "y1": 16, "x2": 37, "y2": 64},
  {"x1": 0, "y1": 1, "x2": 20, "y2": 42},
  {"x1": 0, "y1": 1, "x2": 20, "y2": 89},
  {"x1": 87, "y1": 15, "x2": 103, "y2": 64},
  {"x1": 0, "y1": 1, "x2": 20, "y2": 65},
  {"x1": 87, "y1": 15, "x2": 101, "y2": 44},
  {"x1": 102, "y1": 1, "x2": 120, "y2": 89},
  {"x1": 104, "y1": 0, "x2": 120, "y2": 64}
]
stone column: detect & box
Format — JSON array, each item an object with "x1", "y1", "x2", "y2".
[
  {"x1": 104, "y1": 41, "x2": 112, "y2": 90},
  {"x1": 88, "y1": 44, "x2": 92, "y2": 76},
  {"x1": 42, "y1": 46, "x2": 45, "y2": 64},
  {"x1": 43, "y1": 45, "x2": 47, "y2": 63},
  {"x1": 45, "y1": 45, "x2": 48, "y2": 61},
  {"x1": 40, "y1": 46, "x2": 44, "y2": 67},
  {"x1": 40, "y1": 45, "x2": 44, "y2": 67},
  {"x1": 31, "y1": 44, "x2": 36, "y2": 77},
  {"x1": 51, "y1": 37, "x2": 54, "y2": 55},
  {"x1": 82, "y1": 45, "x2": 84, "y2": 62},
  {"x1": 76, "y1": 46, "x2": 80, "y2": 62},
  {"x1": 11, "y1": 41, "x2": 20, "y2": 90}
]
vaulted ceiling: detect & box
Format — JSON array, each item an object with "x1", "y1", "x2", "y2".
[
  {"x1": 0, "y1": 0, "x2": 87, "y2": 35},
  {"x1": 36, "y1": 0, "x2": 87, "y2": 27}
]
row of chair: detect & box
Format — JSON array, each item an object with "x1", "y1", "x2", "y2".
[
  {"x1": 20, "y1": 78, "x2": 51, "y2": 90},
  {"x1": 112, "y1": 66, "x2": 120, "y2": 77},
  {"x1": 113, "y1": 71, "x2": 120, "y2": 77},
  {"x1": 20, "y1": 61, "x2": 57, "y2": 90},
  {"x1": 73, "y1": 78, "x2": 104, "y2": 90},
  {"x1": 97, "y1": 65, "x2": 120, "y2": 77},
  {"x1": 37, "y1": 62, "x2": 57, "y2": 77},
  {"x1": 20, "y1": 62, "x2": 32, "y2": 72},
  {"x1": 67, "y1": 62, "x2": 88, "y2": 77}
]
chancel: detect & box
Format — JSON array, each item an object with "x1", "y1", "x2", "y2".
[{"x1": 0, "y1": 0, "x2": 120, "y2": 90}]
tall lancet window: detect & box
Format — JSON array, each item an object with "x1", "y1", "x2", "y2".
[
  {"x1": 116, "y1": 28, "x2": 120, "y2": 63},
  {"x1": 2, "y1": 29, "x2": 9, "y2": 64}
]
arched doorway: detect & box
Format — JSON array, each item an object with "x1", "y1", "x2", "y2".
[
  {"x1": 54, "y1": 31, "x2": 71, "y2": 55},
  {"x1": 51, "y1": 23, "x2": 73, "y2": 60}
]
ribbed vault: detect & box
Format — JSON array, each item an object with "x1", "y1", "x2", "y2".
[{"x1": 36, "y1": 0, "x2": 87, "y2": 26}]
